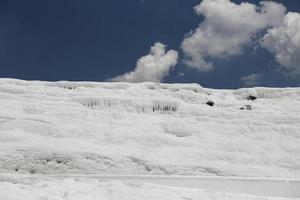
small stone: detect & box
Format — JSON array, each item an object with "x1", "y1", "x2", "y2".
[
  {"x1": 206, "y1": 101, "x2": 214, "y2": 106},
  {"x1": 247, "y1": 95, "x2": 257, "y2": 101}
]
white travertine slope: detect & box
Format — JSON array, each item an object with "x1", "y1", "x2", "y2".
[
  {"x1": 0, "y1": 79, "x2": 299, "y2": 177},
  {"x1": 0, "y1": 176, "x2": 296, "y2": 200}
]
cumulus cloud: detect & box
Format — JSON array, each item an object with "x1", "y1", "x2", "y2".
[
  {"x1": 241, "y1": 73, "x2": 263, "y2": 86},
  {"x1": 111, "y1": 42, "x2": 178, "y2": 83},
  {"x1": 261, "y1": 12, "x2": 300, "y2": 77},
  {"x1": 181, "y1": 0, "x2": 286, "y2": 71}
]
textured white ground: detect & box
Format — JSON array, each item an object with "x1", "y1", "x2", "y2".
[
  {"x1": 0, "y1": 175, "x2": 297, "y2": 200},
  {"x1": 0, "y1": 79, "x2": 299, "y2": 199}
]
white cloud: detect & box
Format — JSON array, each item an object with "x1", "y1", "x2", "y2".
[
  {"x1": 181, "y1": 0, "x2": 286, "y2": 71},
  {"x1": 241, "y1": 73, "x2": 263, "y2": 86},
  {"x1": 261, "y1": 12, "x2": 300, "y2": 77},
  {"x1": 111, "y1": 42, "x2": 178, "y2": 83}
]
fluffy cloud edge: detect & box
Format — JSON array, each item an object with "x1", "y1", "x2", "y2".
[
  {"x1": 181, "y1": 0, "x2": 286, "y2": 71},
  {"x1": 261, "y1": 12, "x2": 300, "y2": 78},
  {"x1": 110, "y1": 42, "x2": 178, "y2": 83},
  {"x1": 241, "y1": 73, "x2": 263, "y2": 86}
]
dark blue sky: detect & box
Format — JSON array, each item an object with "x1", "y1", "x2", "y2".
[{"x1": 0, "y1": 0, "x2": 299, "y2": 88}]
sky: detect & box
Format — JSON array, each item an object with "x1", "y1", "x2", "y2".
[{"x1": 0, "y1": 0, "x2": 299, "y2": 88}]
